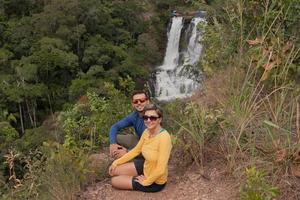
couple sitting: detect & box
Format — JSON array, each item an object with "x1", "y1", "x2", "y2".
[{"x1": 108, "y1": 91, "x2": 172, "y2": 193}]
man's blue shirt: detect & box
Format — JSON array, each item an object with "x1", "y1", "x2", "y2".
[{"x1": 109, "y1": 111, "x2": 145, "y2": 144}]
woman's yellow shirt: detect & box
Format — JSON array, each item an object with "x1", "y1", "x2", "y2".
[{"x1": 112, "y1": 129, "x2": 172, "y2": 186}]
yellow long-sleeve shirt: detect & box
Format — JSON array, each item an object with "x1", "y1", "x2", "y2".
[{"x1": 112, "y1": 128, "x2": 172, "y2": 186}]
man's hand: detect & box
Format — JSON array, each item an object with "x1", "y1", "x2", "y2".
[
  {"x1": 114, "y1": 147, "x2": 127, "y2": 159},
  {"x1": 109, "y1": 144, "x2": 122, "y2": 157},
  {"x1": 109, "y1": 144, "x2": 127, "y2": 158}
]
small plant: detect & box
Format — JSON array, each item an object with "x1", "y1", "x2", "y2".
[
  {"x1": 8, "y1": 143, "x2": 94, "y2": 200},
  {"x1": 240, "y1": 167, "x2": 280, "y2": 200},
  {"x1": 167, "y1": 101, "x2": 223, "y2": 172},
  {"x1": 0, "y1": 122, "x2": 18, "y2": 145},
  {"x1": 3, "y1": 149, "x2": 22, "y2": 189}
]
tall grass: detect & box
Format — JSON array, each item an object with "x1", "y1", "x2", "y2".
[
  {"x1": 169, "y1": 0, "x2": 300, "y2": 198},
  {"x1": 3, "y1": 144, "x2": 109, "y2": 200}
]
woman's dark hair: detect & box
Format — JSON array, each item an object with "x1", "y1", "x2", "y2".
[
  {"x1": 131, "y1": 90, "x2": 149, "y2": 100},
  {"x1": 142, "y1": 104, "x2": 163, "y2": 119}
]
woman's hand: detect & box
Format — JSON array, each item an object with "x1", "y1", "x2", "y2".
[
  {"x1": 135, "y1": 175, "x2": 146, "y2": 184},
  {"x1": 108, "y1": 165, "x2": 116, "y2": 176}
]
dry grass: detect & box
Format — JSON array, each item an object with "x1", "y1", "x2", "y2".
[
  {"x1": 190, "y1": 67, "x2": 245, "y2": 108},
  {"x1": 187, "y1": 61, "x2": 300, "y2": 199}
]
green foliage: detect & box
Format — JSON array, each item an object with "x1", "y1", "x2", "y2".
[
  {"x1": 2, "y1": 0, "x2": 44, "y2": 17},
  {"x1": 0, "y1": 173, "x2": 9, "y2": 199},
  {"x1": 0, "y1": 0, "x2": 163, "y2": 133},
  {"x1": 61, "y1": 82, "x2": 133, "y2": 149},
  {"x1": 8, "y1": 144, "x2": 91, "y2": 200},
  {"x1": 163, "y1": 101, "x2": 223, "y2": 168},
  {"x1": 0, "y1": 121, "x2": 18, "y2": 144},
  {"x1": 68, "y1": 76, "x2": 105, "y2": 102},
  {"x1": 0, "y1": 109, "x2": 16, "y2": 123},
  {"x1": 13, "y1": 127, "x2": 56, "y2": 153},
  {"x1": 38, "y1": 145, "x2": 89, "y2": 200},
  {"x1": 0, "y1": 48, "x2": 13, "y2": 65},
  {"x1": 200, "y1": 20, "x2": 234, "y2": 75},
  {"x1": 82, "y1": 34, "x2": 127, "y2": 72},
  {"x1": 240, "y1": 167, "x2": 280, "y2": 200},
  {"x1": 200, "y1": 0, "x2": 300, "y2": 82},
  {"x1": 155, "y1": 0, "x2": 189, "y2": 10},
  {"x1": 133, "y1": 33, "x2": 163, "y2": 65},
  {"x1": 0, "y1": 1, "x2": 200, "y2": 198}
]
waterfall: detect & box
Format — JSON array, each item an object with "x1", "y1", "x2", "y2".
[
  {"x1": 160, "y1": 17, "x2": 183, "y2": 71},
  {"x1": 155, "y1": 15, "x2": 205, "y2": 101},
  {"x1": 182, "y1": 17, "x2": 205, "y2": 68}
]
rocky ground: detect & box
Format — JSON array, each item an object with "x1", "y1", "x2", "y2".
[{"x1": 79, "y1": 156, "x2": 238, "y2": 200}]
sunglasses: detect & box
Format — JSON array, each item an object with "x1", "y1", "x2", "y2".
[
  {"x1": 143, "y1": 115, "x2": 160, "y2": 121},
  {"x1": 132, "y1": 98, "x2": 147, "y2": 104}
]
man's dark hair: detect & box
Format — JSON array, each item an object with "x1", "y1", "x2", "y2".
[{"x1": 131, "y1": 90, "x2": 149, "y2": 100}]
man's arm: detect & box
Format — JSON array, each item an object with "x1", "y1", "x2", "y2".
[
  {"x1": 109, "y1": 113, "x2": 134, "y2": 157},
  {"x1": 109, "y1": 113, "x2": 134, "y2": 144}
]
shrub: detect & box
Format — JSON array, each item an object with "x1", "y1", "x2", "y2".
[
  {"x1": 240, "y1": 167, "x2": 280, "y2": 200},
  {"x1": 61, "y1": 82, "x2": 133, "y2": 149},
  {"x1": 0, "y1": 122, "x2": 18, "y2": 144},
  {"x1": 8, "y1": 143, "x2": 99, "y2": 200},
  {"x1": 163, "y1": 101, "x2": 223, "y2": 171}
]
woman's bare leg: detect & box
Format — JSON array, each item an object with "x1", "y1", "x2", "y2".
[
  {"x1": 111, "y1": 175, "x2": 133, "y2": 190},
  {"x1": 111, "y1": 162, "x2": 138, "y2": 176}
]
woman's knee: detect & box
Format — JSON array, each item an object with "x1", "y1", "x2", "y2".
[
  {"x1": 111, "y1": 177, "x2": 118, "y2": 186},
  {"x1": 113, "y1": 163, "x2": 137, "y2": 176},
  {"x1": 109, "y1": 166, "x2": 121, "y2": 176},
  {"x1": 108, "y1": 166, "x2": 117, "y2": 177}
]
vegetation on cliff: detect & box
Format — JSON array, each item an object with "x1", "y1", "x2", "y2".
[{"x1": 0, "y1": 0, "x2": 299, "y2": 199}]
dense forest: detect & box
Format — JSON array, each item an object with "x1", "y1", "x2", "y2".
[
  {"x1": 0, "y1": 0, "x2": 168, "y2": 133},
  {"x1": 0, "y1": 0, "x2": 300, "y2": 199}
]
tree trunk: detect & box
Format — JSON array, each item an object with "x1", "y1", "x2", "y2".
[
  {"x1": 48, "y1": 94, "x2": 53, "y2": 115},
  {"x1": 26, "y1": 100, "x2": 34, "y2": 128},
  {"x1": 19, "y1": 103, "x2": 24, "y2": 135},
  {"x1": 33, "y1": 99, "x2": 37, "y2": 128}
]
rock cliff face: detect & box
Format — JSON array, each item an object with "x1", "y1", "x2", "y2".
[{"x1": 86, "y1": 153, "x2": 111, "y2": 184}]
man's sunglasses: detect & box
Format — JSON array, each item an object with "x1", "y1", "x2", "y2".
[
  {"x1": 132, "y1": 98, "x2": 147, "y2": 104},
  {"x1": 143, "y1": 115, "x2": 160, "y2": 121}
]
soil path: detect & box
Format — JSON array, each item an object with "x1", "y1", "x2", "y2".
[{"x1": 80, "y1": 161, "x2": 238, "y2": 200}]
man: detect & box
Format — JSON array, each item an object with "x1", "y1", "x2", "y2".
[{"x1": 109, "y1": 91, "x2": 149, "y2": 159}]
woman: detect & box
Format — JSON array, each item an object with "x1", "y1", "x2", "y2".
[{"x1": 108, "y1": 104, "x2": 172, "y2": 192}]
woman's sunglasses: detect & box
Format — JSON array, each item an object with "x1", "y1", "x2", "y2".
[
  {"x1": 132, "y1": 98, "x2": 147, "y2": 104},
  {"x1": 143, "y1": 115, "x2": 160, "y2": 121}
]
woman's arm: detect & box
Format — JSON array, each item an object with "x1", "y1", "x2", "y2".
[
  {"x1": 112, "y1": 132, "x2": 146, "y2": 167},
  {"x1": 142, "y1": 133, "x2": 172, "y2": 186}
]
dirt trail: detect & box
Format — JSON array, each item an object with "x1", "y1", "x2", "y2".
[{"x1": 80, "y1": 162, "x2": 238, "y2": 200}]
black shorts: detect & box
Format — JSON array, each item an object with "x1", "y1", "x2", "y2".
[
  {"x1": 132, "y1": 158, "x2": 166, "y2": 192},
  {"x1": 133, "y1": 158, "x2": 144, "y2": 175}
]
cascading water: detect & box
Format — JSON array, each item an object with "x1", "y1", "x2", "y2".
[
  {"x1": 160, "y1": 17, "x2": 183, "y2": 71},
  {"x1": 155, "y1": 15, "x2": 205, "y2": 101},
  {"x1": 182, "y1": 17, "x2": 205, "y2": 68}
]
